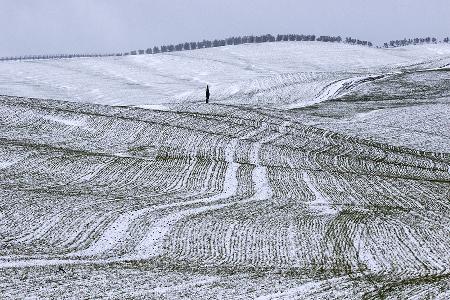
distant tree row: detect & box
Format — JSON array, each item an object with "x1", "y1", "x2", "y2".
[
  {"x1": 127, "y1": 34, "x2": 373, "y2": 57},
  {"x1": 0, "y1": 53, "x2": 119, "y2": 61},
  {"x1": 345, "y1": 37, "x2": 373, "y2": 47},
  {"x1": 276, "y1": 34, "x2": 316, "y2": 42},
  {"x1": 382, "y1": 37, "x2": 447, "y2": 48},
  {"x1": 0, "y1": 33, "x2": 375, "y2": 61}
]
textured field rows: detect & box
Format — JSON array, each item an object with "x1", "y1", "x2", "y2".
[{"x1": 1, "y1": 93, "x2": 449, "y2": 299}]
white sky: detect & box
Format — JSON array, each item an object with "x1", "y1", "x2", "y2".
[{"x1": 1, "y1": 0, "x2": 449, "y2": 56}]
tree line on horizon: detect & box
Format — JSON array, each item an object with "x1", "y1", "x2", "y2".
[
  {"x1": 383, "y1": 37, "x2": 449, "y2": 48},
  {"x1": 0, "y1": 53, "x2": 119, "y2": 62},
  {"x1": 123, "y1": 34, "x2": 373, "y2": 56},
  {"x1": 1, "y1": 34, "x2": 448, "y2": 62},
  {"x1": 0, "y1": 34, "x2": 372, "y2": 61}
]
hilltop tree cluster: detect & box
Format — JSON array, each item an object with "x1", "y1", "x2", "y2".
[
  {"x1": 276, "y1": 34, "x2": 316, "y2": 42},
  {"x1": 128, "y1": 34, "x2": 372, "y2": 57},
  {"x1": 134, "y1": 34, "x2": 278, "y2": 55},
  {"x1": 345, "y1": 37, "x2": 373, "y2": 47},
  {"x1": 383, "y1": 37, "x2": 441, "y2": 48}
]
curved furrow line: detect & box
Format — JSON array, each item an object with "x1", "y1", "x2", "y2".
[
  {"x1": 66, "y1": 160, "x2": 227, "y2": 255},
  {"x1": 2, "y1": 95, "x2": 448, "y2": 176},
  {"x1": 61, "y1": 137, "x2": 238, "y2": 259},
  {"x1": 6, "y1": 95, "x2": 442, "y2": 173},
  {"x1": 129, "y1": 123, "x2": 283, "y2": 260}
]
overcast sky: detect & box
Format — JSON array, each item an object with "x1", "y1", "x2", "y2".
[{"x1": 1, "y1": 0, "x2": 449, "y2": 57}]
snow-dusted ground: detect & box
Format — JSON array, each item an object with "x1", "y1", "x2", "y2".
[
  {"x1": 1, "y1": 42, "x2": 449, "y2": 299},
  {"x1": 1, "y1": 42, "x2": 449, "y2": 107}
]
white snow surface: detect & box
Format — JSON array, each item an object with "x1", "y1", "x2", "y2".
[
  {"x1": 1, "y1": 42, "x2": 449, "y2": 108},
  {"x1": 42, "y1": 115, "x2": 86, "y2": 127}
]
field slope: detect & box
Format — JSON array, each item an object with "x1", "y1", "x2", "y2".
[{"x1": 1, "y1": 42, "x2": 449, "y2": 299}]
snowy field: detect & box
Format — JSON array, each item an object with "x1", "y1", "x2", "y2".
[
  {"x1": 0, "y1": 42, "x2": 450, "y2": 299},
  {"x1": 1, "y1": 42, "x2": 449, "y2": 107}
]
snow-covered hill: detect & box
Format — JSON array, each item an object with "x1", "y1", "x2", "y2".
[
  {"x1": 1, "y1": 42, "x2": 449, "y2": 299},
  {"x1": 1, "y1": 42, "x2": 449, "y2": 108}
]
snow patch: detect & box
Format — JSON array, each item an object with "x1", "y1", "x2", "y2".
[
  {"x1": 248, "y1": 166, "x2": 273, "y2": 201},
  {"x1": 136, "y1": 104, "x2": 171, "y2": 111},
  {"x1": 302, "y1": 171, "x2": 337, "y2": 215},
  {"x1": 43, "y1": 115, "x2": 86, "y2": 127},
  {"x1": 69, "y1": 209, "x2": 152, "y2": 257},
  {"x1": 0, "y1": 160, "x2": 16, "y2": 169}
]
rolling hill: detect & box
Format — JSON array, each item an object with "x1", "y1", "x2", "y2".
[{"x1": 1, "y1": 41, "x2": 449, "y2": 299}]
